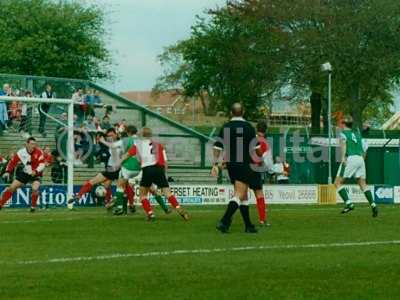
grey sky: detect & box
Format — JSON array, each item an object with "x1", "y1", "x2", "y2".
[{"x1": 99, "y1": 0, "x2": 226, "y2": 93}]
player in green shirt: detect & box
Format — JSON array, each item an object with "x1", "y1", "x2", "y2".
[{"x1": 335, "y1": 116, "x2": 378, "y2": 217}]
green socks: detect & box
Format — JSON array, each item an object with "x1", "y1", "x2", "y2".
[
  {"x1": 338, "y1": 186, "x2": 376, "y2": 208},
  {"x1": 115, "y1": 189, "x2": 127, "y2": 213},
  {"x1": 364, "y1": 189, "x2": 376, "y2": 207},
  {"x1": 122, "y1": 195, "x2": 128, "y2": 214},
  {"x1": 338, "y1": 187, "x2": 351, "y2": 205},
  {"x1": 154, "y1": 194, "x2": 169, "y2": 212}
]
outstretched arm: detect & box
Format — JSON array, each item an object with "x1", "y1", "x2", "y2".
[{"x1": 340, "y1": 139, "x2": 347, "y2": 165}]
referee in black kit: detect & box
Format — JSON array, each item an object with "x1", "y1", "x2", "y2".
[{"x1": 211, "y1": 103, "x2": 262, "y2": 233}]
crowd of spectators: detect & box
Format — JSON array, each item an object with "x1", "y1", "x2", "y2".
[
  {"x1": 0, "y1": 83, "x2": 131, "y2": 183},
  {"x1": 0, "y1": 83, "x2": 35, "y2": 138},
  {"x1": 0, "y1": 83, "x2": 104, "y2": 137}
]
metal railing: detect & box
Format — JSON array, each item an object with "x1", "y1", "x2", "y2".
[{"x1": 0, "y1": 73, "x2": 212, "y2": 169}]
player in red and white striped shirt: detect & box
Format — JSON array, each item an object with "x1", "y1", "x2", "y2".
[
  {"x1": 250, "y1": 120, "x2": 273, "y2": 226},
  {"x1": 124, "y1": 127, "x2": 189, "y2": 221},
  {"x1": 0, "y1": 137, "x2": 46, "y2": 212}
]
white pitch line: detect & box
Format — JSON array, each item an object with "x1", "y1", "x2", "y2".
[
  {"x1": 5, "y1": 240, "x2": 400, "y2": 266},
  {"x1": 0, "y1": 215, "x2": 110, "y2": 225}
]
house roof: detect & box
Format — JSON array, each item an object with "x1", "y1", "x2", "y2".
[{"x1": 120, "y1": 90, "x2": 182, "y2": 107}]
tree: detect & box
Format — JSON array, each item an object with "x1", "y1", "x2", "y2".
[
  {"x1": 0, "y1": 0, "x2": 111, "y2": 80},
  {"x1": 155, "y1": 8, "x2": 289, "y2": 119},
  {"x1": 157, "y1": 0, "x2": 400, "y2": 128},
  {"x1": 236, "y1": 0, "x2": 400, "y2": 129}
]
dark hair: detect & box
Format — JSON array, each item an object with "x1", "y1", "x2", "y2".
[
  {"x1": 25, "y1": 90, "x2": 32, "y2": 96},
  {"x1": 103, "y1": 115, "x2": 110, "y2": 120},
  {"x1": 126, "y1": 125, "x2": 138, "y2": 135},
  {"x1": 256, "y1": 120, "x2": 268, "y2": 134},
  {"x1": 106, "y1": 128, "x2": 117, "y2": 135},
  {"x1": 96, "y1": 132, "x2": 106, "y2": 139},
  {"x1": 27, "y1": 137, "x2": 36, "y2": 143}
]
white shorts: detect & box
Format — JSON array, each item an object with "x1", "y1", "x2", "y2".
[
  {"x1": 120, "y1": 167, "x2": 140, "y2": 180},
  {"x1": 337, "y1": 155, "x2": 366, "y2": 179}
]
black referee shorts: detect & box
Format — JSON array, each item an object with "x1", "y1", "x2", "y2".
[
  {"x1": 15, "y1": 169, "x2": 41, "y2": 185},
  {"x1": 226, "y1": 163, "x2": 262, "y2": 191},
  {"x1": 140, "y1": 165, "x2": 169, "y2": 189}
]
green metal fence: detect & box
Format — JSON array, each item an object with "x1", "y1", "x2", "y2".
[
  {"x1": 1, "y1": 73, "x2": 399, "y2": 180},
  {"x1": 265, "y1": 132, "x2": 400, "y2": 185},
  {"x1": 0, "y1": 73, "x2": 211, "y2": 169}
]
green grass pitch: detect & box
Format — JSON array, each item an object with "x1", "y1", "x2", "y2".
[{"x1": 0, "y1": 204, "x2": 399, "y2": 300}]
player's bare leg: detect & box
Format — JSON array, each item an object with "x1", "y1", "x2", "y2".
[
  {"x1": 68, "y1": 173, "x2": 108, "y2": 204},
  {"x1": 160, "y1": 187, "x2": 189, "y2": 221},
  {"x1": 102, "y1": 179, "x2": 113, "y2": 207},
  {"x1": 335, "y1": 176, "x2": 354, "y2": 214},
  {"x1": 30, "y1": 180, "x2": 41, "y2": 212},
  {"x1": 357, "y1": 177, "x2": 378, "y2": 217},
  {"x1": 0, "y1": 180, "x2": 24, "y2": 210},
  {"x1": 140, "y1": 186, "x2": 155, "y2": 221}
]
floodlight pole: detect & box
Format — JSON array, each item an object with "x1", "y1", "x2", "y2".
[
  {"x1": 67, "y1": 102, "x2": 74, "y2": 204},
  {"x1": 328, "y1": 71, "x2": 332, "y2": 184},
  {"x1": 321, "y1": 62, "x2": 333, "y2": 184}
]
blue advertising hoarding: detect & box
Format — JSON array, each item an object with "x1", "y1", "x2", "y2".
[
  {"x1": 0, "y1": 185, "x2": 96, "y2": 208},
  {"x1": 374, "y1": 185, "x2": 394, "y2": 204}
]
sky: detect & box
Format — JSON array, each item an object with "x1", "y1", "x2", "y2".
[{"x1": 96, "y1": 0, "x2": 226, "y2": 93}]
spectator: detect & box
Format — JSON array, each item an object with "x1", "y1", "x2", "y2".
[
  {"x1": 113, "y1": 122, "x2": 119, "y2": 134},
  {"x1": 83, "y1": 115, "x2": 97, "y2": 132},
  {"x1": 104, "y1": 104, "x2": 113, "y2": 116},
  {"x1": 55, "y1": 113, "x2": 68, "y2": 158},
  {"x1": 0, "y1": 153, "x2": 8, "y2": 183},
  {"x1": 85, "y1": 89, "x2": 101, "y2": 117},
  {"x1": 4, "y1": 85, "x2": 16, "y2": 129},
  {"x1": 100, "y1": 115, "x2": 111, "y2": 131},
  {"x1": 0, "y1": 84, "x2": 10, "y2": 135},
  {"x1": 95, "y1": 132, "x2": 110, "y2": 166},
  {"x1": 43, "y1": 146, "x2": 54, "y2": 167},
  {"x1": 93, "y1": 90, "x2": 102, "y2": 105},
  {"x1": 51, "y1": 150, "x2": 67, "y2": 184},
  {"x1": 73, "y1": 130, "x2": 85, "y2": 166},
  {"x1": 39, "y1": 84, "x2": 56, "y2": 137},
  {"x1": 272, "y1": 156, "x2": 290, "y2": 184},
  {"x1": 72, "y1": 87, "x2": 86, "y2": 124},
  {"x1": 19, "y1": 91, "x2": 33, "y2": 138},
  {"x1": 9, "y1": 100, "x2": 21, "y2": 123},
  {"x1": 72, "y1": 87, "x2": 84, "y2": 103},
  {"x1": 118, "y1": 119, "x2": 127, "y2": 136},
  {"x1": 0, "y1": 149, "x2": 16, "y2": 183},
  {"x1": 78, "y1": 125, "x2": 91, "y2": 157},
  {"x1": 93, "y1": 116, "x2": 102, "y2": 131}
]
